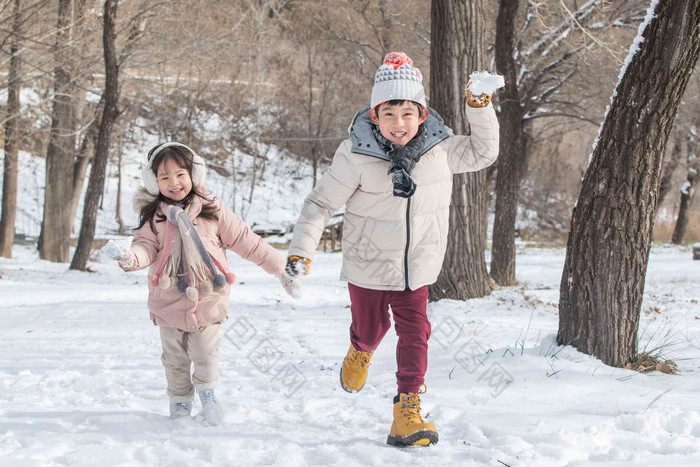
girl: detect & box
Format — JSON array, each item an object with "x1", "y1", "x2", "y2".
[{"x1": 105, "y1": 142, "x2": 299, "y2": 426}]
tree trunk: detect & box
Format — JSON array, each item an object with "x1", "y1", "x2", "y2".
[
  {"x1": 558, "y1": 0, "x2": 700, "y2": 367},
  {"x1": 671, "y1": 134, "x2": 699, "y2": 244},
  {"x1": 490, "y1": 0, "x2": 529, "y2": 286},
  {"x1": 657, "y1": 136, "x2": 683, "y2": 209},
  {"x1": 490, "y1": 121, "x2": 532, "y2": 285},
  {"x1": 428, "y1": 0, "x2": 491, "y2": 301},
  {"x1": 0, "y1": 0, "x2": 23, "y2": 258},
  {"x1": 70, "y1": 0, "x2": 120, "y2": 270},
  {"x1": 69, "y1": 97, "x2": 104, "y2": 228},
  {"x1": 116, "y1": 134, "x2": 125, "y2": 235},
  {"x1": 242, "y1": 0, "x2": 268, "y2": 221},
  {"x1": 39, "y1": 0, "x2": 78, "y2": 262},
  {"x1": 230, "y1": 150, "x2": 237, "y2": 213},
  {"x1": 377, "y1": 0, "x2": 393, "y2": 54}
]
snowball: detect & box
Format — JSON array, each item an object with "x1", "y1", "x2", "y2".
[{"x1": 468, "y1": 71, "x2": 505, "y2": 95}]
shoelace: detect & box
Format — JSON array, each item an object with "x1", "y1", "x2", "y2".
[
  {"x1": 349, "y1": 349, "x2": 372, "y2": 368},
  {"x1": 401, "y1": 385, "x2": 428, "y2": 423},
  {"x1": 401, "y1": 394, "x2": 424, "y2": 423},
  {"x1": 174, "y1": 402, "x2": 190, "y2": 411}
]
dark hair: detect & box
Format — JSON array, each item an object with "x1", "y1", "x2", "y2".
[
  {"x1": 375, "y1": 100, "x2": 426, "y2": 117},
  {"x1": 136, "y1": 146, "x2": 218, "y2": 233}
]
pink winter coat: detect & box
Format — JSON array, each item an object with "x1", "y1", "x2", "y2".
[{"x1": 130, "y1": 194, "x2": 285, "y2": 331}]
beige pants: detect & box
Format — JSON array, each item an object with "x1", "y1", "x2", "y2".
[{"x1": 159, "y1": 324, "x2": 221, "y2": 401}]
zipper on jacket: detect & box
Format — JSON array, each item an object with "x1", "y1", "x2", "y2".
[{"x1": 403, "y1": 198, "x2": 411, "y2": 290}]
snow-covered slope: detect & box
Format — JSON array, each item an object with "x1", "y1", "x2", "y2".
[
  {"x1": 4, "y1": 139, "x2": 314, "y2": 242},
  {"x1": 1, "y1": 245, "x2": 699, "y2": 466}
]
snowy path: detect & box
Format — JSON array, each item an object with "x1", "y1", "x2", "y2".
[{"x1": 1, "y1": 245, "x2": 700, "y2": 466}]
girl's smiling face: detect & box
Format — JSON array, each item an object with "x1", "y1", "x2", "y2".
[
  {"x1": 369, "y1": 101, "x2": 427, "y2": 146},
  {"x1": 156, "y1": 158, "x2": 192, "y2": 202}
]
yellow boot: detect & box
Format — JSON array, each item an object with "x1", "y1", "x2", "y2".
[
  {"x1": 386, "y1": 388, "x2": 438, "y2": 447},
  {"x1": 339, "y1": 345, "x2": 374, "y2": 393}
]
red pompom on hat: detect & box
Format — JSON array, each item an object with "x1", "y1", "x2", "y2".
[
  {"x1": 383, "y1": 52, "x2": 413, "y2": 69},
  {"x1": 370, "y1": 51, "x2": 426, "y2": 110}
]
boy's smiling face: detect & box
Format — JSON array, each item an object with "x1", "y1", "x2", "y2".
[{"x1": 369, "y1": 101, "x2": 427, "y2": 146}]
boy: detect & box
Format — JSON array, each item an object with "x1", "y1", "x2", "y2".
[{"x1": 286, "y1": 52, "x2": 500, "y2": 446}]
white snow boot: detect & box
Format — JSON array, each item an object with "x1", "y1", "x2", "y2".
[
  {"x1": 169, "y1": 400, "x2": 193, "y2": 419},
  {"x1": 198, "y1": 388, "x2": 224, "y2": 426}
]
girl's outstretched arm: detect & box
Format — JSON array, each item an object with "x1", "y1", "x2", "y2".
[
  {"x1": 217, "y1": 199, "x2": 285, "y2": 275},
  {"x1": 101, "y1": 239, "x2": 138, "y2": 271},
  {"x1": 216, "y1": 199, "x2": 301, "y2": 299}
]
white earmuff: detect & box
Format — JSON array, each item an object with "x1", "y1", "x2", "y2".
[{"x1": 142, "y1": 142, "x2": 207, "y2": 196}]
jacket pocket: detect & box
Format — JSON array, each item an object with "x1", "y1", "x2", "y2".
[{"x1": 356, "y1": 218, "x2": 375, "y2": 260}]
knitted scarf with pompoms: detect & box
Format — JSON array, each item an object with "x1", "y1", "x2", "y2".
[
  {"x1": 149, "y1": 194, "x2": 235, "y2": 302},
  {"x1": 371, "y1": 123, "x2": 427, "y2": 198}
]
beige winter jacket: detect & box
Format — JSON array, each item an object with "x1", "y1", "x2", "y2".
[{"x1": 289, "y1": 103, "x2": 500, "y2": 291}]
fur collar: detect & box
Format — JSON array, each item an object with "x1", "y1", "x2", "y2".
[{"x1": 133, "y1": 186, "x2": 157, "y2": 214}]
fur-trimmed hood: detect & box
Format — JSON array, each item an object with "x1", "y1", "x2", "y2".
[{"x1": 133, "y1": 186, "x2": 158, "y2": 214}]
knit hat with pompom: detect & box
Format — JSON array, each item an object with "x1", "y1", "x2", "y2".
[{"x1": 370, "y1": 52, "x2": 427, "y2": 110}]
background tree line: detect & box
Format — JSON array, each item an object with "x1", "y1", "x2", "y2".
[
  {"x1": 1, "y1": 0, "x2": 696, "y2": 261},
  {"x1": 1, "y1": 0, "x2": 699, "y2": 367}
]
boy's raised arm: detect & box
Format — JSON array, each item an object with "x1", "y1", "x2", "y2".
[{"x1": 446, "y1": 75, "x2": 503, "y2": 174}]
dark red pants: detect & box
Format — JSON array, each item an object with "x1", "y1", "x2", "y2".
[{"x1": 348, "y1": 283, "x2": 431, "y2": 394}]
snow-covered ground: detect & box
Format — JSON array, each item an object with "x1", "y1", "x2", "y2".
[{"x1": 1, "y1": 244, "x2": 699, "y2": 466}]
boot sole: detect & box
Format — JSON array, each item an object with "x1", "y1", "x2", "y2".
[
  {"x1": 386, "y1": 430, "x2": 439, "y2": 447},
  {"x1": 339, "y1": 367, "x2": 366, "y2": 393}
]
